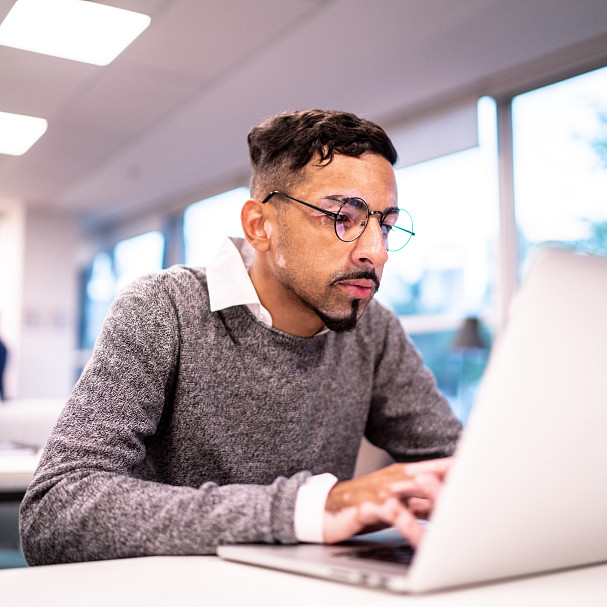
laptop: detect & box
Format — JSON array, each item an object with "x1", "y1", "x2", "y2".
[{"x1": 218, "y1": 247, "x2": 607, "y2": 593}]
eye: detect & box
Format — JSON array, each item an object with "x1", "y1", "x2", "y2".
[
  {"x1": 335, "y1": 212, "x2": 353, "y2": 225},
  {"x1": 339, "y1": 198, "x2": 367, "y2": 223},
  {"x1": 381, "y1": 209, "x2": 399, "y2": 230}
]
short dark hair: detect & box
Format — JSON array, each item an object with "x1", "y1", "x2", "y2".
[{"x1": 247, "y1": 109, "x2": 398, "y2": 199}]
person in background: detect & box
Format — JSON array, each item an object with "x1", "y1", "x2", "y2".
[
  {"x1": 20, "y1": 109, "x2": 462, "y2": 565},
  {"x1": 0, "y1": 332, "x2": 7, "y2": 401}
]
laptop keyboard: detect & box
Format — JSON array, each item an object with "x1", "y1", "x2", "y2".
[{"x1": 337, "y1": 543, "x2": 415, "y2": 565}]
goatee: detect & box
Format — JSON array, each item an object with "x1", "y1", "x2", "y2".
[{"x1": 314, "y1": 300, "x2": 361, "y2": 333}]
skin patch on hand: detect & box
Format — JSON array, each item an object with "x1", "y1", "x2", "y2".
[{"x1": 325, "y1": 464, "x2": 415, "y2": 512}]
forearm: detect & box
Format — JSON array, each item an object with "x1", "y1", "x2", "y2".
[{"x1": 20, "y1": 464, "x2": 308, "y2": 565}]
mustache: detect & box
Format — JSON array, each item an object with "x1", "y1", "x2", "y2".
[{"x1": 331, "y1": 269, "x2": 381, "y2": 291}]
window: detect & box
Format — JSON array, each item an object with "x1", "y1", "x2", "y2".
[
  {"x1": 113, "y1": 231, "x2": 165, "y2": 291},
  {"x1": 81, "y1": 252, "x2": 116, "y2": 350},
  {"x1": 377, "y1": 97, "x2": 498, "y2": 320},
  {"x1": 376, "y1": 98, "x2": 499, "y2": 422},
  {"x1": 80, "y1": 231, "x2": 164, "y2": 350},
  {"x1": 184, "y1": 187, "x2": 248, "y2": 267},
  {"x1": 513, "y1": 65, "x2": 607, "y2": 270}
]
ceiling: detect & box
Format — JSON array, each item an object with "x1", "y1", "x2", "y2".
[{"x1": 1, "y1": 0, "x2": 607, "y2": 232}]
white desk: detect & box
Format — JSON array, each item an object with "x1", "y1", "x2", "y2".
[
  {"x1": 0, "y1": 399, "x2": 64, "y2": 448},
  {"x1": 0, "y1": 399, "x2": 63, "y2": 498},
  {"x1": 0, "y1": 450, "x2": 40, "y2": 495},
  {"x1": 1, "y1": 555, "x2": 607, "y2": 606}
]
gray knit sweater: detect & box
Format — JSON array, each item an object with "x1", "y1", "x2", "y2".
[{"x1": 19, "y1": 265, "x2": 462, "y2": 565}]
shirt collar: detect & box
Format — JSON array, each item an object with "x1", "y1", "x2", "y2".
[
  {"x1": 207, "y1": 237, "x2": 273, "y2": 327},
  {"x1": 206, "y1": 237, "x2": 328, "y2": 335}
]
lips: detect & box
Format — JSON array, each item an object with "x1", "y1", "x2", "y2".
[{"x1": 336, "y1": 278, "x2": 377, "y2": 299}]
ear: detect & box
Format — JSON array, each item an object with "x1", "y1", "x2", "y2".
[{"x1": 241, "y1": 199, "x2": 274, "y2": 252}]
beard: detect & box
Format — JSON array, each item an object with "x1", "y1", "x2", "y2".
[
  {"x1": 305, "y1": 268, "x2": 380, "y2": 333},
  {"x1": 270, "y1": 231, "x2": 381, "y2": 333},
  {"x1": 312, "y1": 299, "x2": 361, "y2": 333}
]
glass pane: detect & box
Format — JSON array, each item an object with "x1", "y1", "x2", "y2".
[
  {"x1": 114, "y1": 231, "x2": 165, "y2": 291},
  {"x1": 376, "y1": 97, "x2": 499, "y2": 319},
  {"x1": 81, "y1": 231, "x2": 164, "y2": 351},
  {"x1": 184, "y1": 187, "x2": 248, "y2": 266},
  {"x1": 513, "y1": 65, "x2": 607, "y2": 270},
  {"x1": 81, "y1": 252, "x2": 116, "y2": 349},
  {"x1": 375, "y1": 97, "x2": 498, "y2": 423}
]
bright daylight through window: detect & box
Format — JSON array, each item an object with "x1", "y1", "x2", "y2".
[
  {"x1": 513, "y1": 65, "x2": 607, "y2": 270},
  {"x1": 184, "y1": 187, "x2": 248, "y2": 267},
  {"x1": 376, "y1": 97, "x2": 499, "y2": 422},
  {"x1": 81, "y1": 231, "x2": 164, "y2": 350}
]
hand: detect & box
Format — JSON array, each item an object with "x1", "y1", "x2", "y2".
[{"x1": 323, "y1": 458, "x2": 452, "y2": 548}]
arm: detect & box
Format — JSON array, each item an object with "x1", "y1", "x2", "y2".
[
  {"x1": 19, "y1": 273, "x2": 307, "y2": 565},
  {"x1": 322, "y1": 306, "x2": 462, "y2": 547}
]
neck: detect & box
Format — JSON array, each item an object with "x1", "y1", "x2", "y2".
[{"x1": 248, "y1": 256, "x2": 324, "y2": 338}]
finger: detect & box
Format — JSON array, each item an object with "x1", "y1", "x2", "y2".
[
  {"x1": 406, "y1": 497, "x2": 432, "y2": 519},
  {"x1": 323, "y1": 506, "x2": 370, "y2": 543},
  {"x1": 390, "y1": 474, "x2": 440, "y2": 500},
  {"x1": 393, "y1": 506, "x2": 425, "y2": 548},
  {"x1": 359, "y1": 498, "x2": 425, "y2": 548},
  {"x1": 390, "y1": 463, "x2": 451, "y2": 502},
  {"x1": 404, "y1": 457, "x2": 453, "y2": 479},
  {"x1": 389, "y1": 479, "x2": 427, "y2": 498}
]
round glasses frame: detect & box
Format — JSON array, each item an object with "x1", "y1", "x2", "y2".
[{"x1": 261, "y1": 190, "x2": 415, "y2": 251}]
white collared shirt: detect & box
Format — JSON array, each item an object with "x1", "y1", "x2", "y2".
[
  {"x1": 206, "y1": 237, "x2": 337, "y2": 543},
  {"x1": 207, "y1": 237, "x2": 273, "y2": 326}
]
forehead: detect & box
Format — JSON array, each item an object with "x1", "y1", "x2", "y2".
[{"x1": 297, "y1": 152, "x2": 397, "y2": 207}]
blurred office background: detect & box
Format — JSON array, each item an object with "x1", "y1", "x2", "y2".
[{"x1": 1, "y1": 0, "x2": 607, "y2": 424}]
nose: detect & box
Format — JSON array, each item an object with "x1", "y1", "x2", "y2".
[{"x1": 351, "y1": 213, "x2": 389, "y2": 268}]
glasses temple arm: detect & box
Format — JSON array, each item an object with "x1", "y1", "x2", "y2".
[
  {"x1": 263, "y1": 191, "x2": 341, "y2": 220},
  {"x1": 391, "y1": 224, "x2": 416, "y2": 236}
]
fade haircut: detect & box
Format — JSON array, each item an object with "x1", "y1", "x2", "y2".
[{"x1": 247, "y1": 109, "x2": 398, "y2": 200}]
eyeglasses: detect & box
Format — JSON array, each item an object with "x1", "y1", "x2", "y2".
[{"x1": 261, "y1": 191, "x2": 415, "y2": 251}]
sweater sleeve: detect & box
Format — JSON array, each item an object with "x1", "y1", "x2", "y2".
[
  {"x1": 19, "y1": 273, "x2": 308, "y2": 565},
  {"x1": 365, "y1": 308, "x2": 463, "y2": 462}
]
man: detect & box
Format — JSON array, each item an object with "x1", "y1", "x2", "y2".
[{"x1": 20, "y1": 109, "x2": 462, "y2": 565}]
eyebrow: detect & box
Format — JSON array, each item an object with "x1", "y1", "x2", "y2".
[
  {"x1": 323, "y1": 194, "x2": 399, "y2": 214},
  {"x1": 323, "y1": 194, "x2": 349, "y2": 203}
]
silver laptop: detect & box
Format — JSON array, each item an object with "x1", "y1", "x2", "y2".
[{"x1": 218, "y1": 247, "x2": 607, "y2": 593}]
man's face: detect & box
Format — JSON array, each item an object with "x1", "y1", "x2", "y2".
[{"x1": 265, "y1": 152, "x2": 397, "y2": 332}]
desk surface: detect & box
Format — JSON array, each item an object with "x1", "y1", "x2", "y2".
[
  {"x1": 0, "y1": 450, "x2": 39, "y2": 493},
  {"x1": 1, "y1": 555, "x2": 607, "y2": 606}
]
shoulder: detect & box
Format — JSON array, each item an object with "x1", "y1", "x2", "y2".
[
  {"x1": 118, "y1": 265, "x2": 209, "y2": 303},
  {"x1": 128, "y1": 264, "x2": 207, "y2": 290},
  {"x1": 107, "y1": 265, "x2": 211, "y2": 328}
]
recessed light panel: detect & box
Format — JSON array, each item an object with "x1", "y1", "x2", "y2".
[
  {"x1": 0, "y1": 0, "x2": 151, "y2": 66},
  {"x1": 0, "y1": 111, "x2": 48, "y2": 156}
]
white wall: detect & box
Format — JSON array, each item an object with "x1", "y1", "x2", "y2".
[
  {"x1": 0, "y1": 203, "x2": 82, "y2": 400},
  {"x1": 0, "y1": 200, "x2": 25, "y2": 400}
]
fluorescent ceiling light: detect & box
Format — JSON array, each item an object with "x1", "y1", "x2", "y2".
[
  {"x1": 0, "y1": 111, "x2": 48, "y2": 156},
  {"x1": 0, "y1": 0, "x2": 150, "y2": 66}
]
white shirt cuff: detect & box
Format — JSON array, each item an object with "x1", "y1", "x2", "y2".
[{"x1": 294, "y1": 473, "x2": 338, "y2": 543}]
